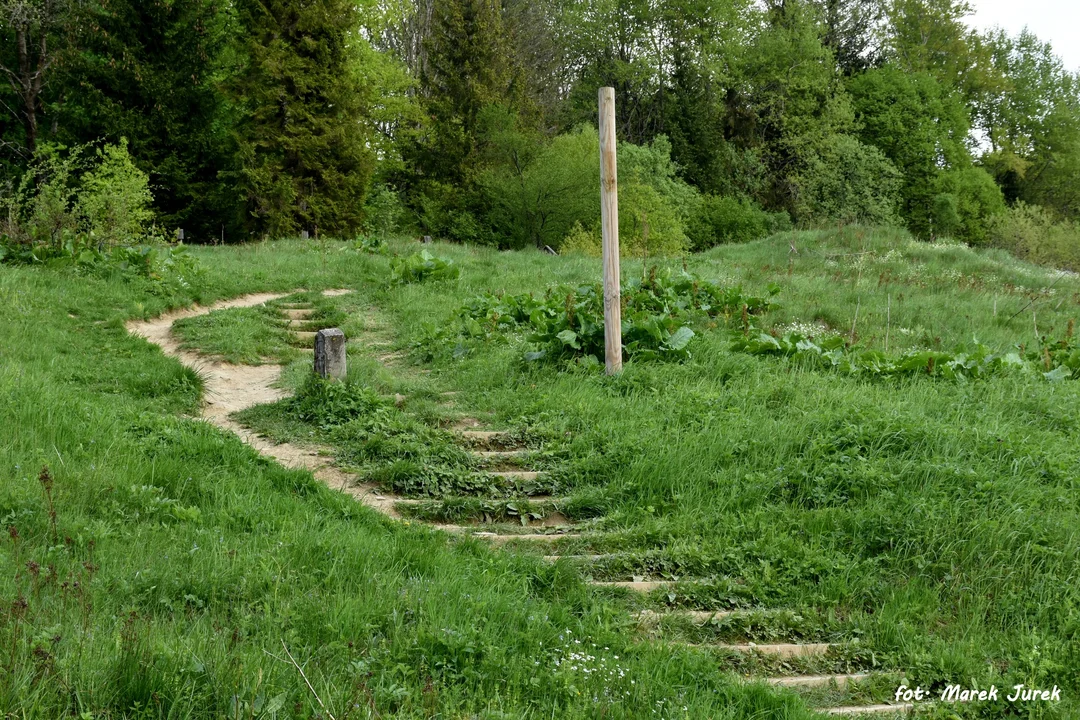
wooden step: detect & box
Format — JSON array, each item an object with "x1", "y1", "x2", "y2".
[
  {"x1": 487, "y1": 470, "x2": 542, "y2": 482},
  {"x1": 473, "y1": 450, "x2": 529, "y2": 460},
  {"x1": 287, "y1": 319, "x2": 313, "y2": 329},
  {"x1": 637, "y1": 609, "x2": 738, "y2": 624},
  {"x1": 591, "y1": 580, "x2": 672, "y2": 592},
  {"x1": 293, "y1": 331, "x2": 317, "y2": 342},
  {"x1": 283, "y1": 308, "x2": 314, "y2": 319},
  {"x1": 543, "y1": 555, "x2": 605, "y2": 562},
  {"x1": 444, "y1": 528, "x2": 583, "y2": 543},
  {"x1": 820, "y1": 704, "x2": 915, "y2": 716},
  {"x1": 459, "y1": 430, "x2": 512, "y2": 442},
  {"x1": 767, "y1": 673, "x2": 871, "y2": 689},
  {"x1": 714, "y1": 642, "x2": 832, "y2": 658},
  {"x1": 280, "y1": 304, "x2": 313, "y2": 310}
]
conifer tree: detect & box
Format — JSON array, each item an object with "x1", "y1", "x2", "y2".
[
  {"x1": 62, "y1": 0, "x2": 237, "y2": 239},
  {"x1": 230, "y1": 0, "x2": 374, "y2": 238}
]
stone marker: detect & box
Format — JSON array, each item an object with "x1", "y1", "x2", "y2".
[
  {"x1": 421, "y1": 235, "x2": 432, "y2": 244},
  {"x1": 314, "y1": 328, "x2": 346, "y2": 381}
]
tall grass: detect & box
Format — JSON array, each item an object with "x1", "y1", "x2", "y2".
[{"x1": 2, "y1": 228, "x2": 1078, "y2": 717}]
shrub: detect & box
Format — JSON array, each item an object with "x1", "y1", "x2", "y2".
[
  {"x1": 77, "y1": 139, "x2": 155, "y2": 248},
  {"x1": 1, "y1": 144, "x2": 81, "y2": 250},
  {"x1": 481, "y1": 125, "x2": 600, "y2": 250},
  {"x1": 989, "y1": 202, "x2": 1080, "y2": 270},
  {"x1": 417, "y1": 181, "x2": 493, "y2": 246},
  {"x1": 932, "y1": 166, "x2": 1006, "y2": 245},
  {"x1": 364, "y1": 183, "x2": 405, "y2": 238},
  {"x1": 560, "y1": 221, "x2": 601, "y2": 257},
  {"x1": 618, "y1": 134, "x2": 700, "y2": 223},
  {"x1": 686, "y1": 195, "x2": 788, "y2": 249},
  {"x1": 390, "y1": 250, "x2": 460, "y2": 283},
  {"x1": 619, "y1": 176, "x2": 688, "y2": 257},
  {"x1": 795, "y1": 134, "x2": 902, "y2": 226}
]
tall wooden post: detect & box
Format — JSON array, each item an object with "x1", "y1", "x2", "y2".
[{"x1": 599, "y1": 87, "x2": 622, "y2": 375}]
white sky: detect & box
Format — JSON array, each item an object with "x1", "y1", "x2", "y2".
[{"x1": 967, "y1": 0, "x2": 1080, "y2": 72}]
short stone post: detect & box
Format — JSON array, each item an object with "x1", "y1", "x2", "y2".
[{"x1": 314, "y1": 328, "x2": 346, "y2": 381}]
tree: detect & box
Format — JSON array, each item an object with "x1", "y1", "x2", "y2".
[
  {"x1": 396, "y1": 0, "x2": 526, "y2": 240},
  {"x1": 481, "y1": 122, "x2": 598, "y2": 249},
  {"x1": 849, "y1": 65, "x2": 970, "y2": 235},
  {"x1": 59, "y1": 0, "x2": 238, "y2": 239},
  {"x1": 0, "y1": 0, "x2": 74, "y2": 158},
  {"x1": 731, "y1": 0, "x2": 857, "y2": 215},
  {"x1": 809, "y1": 0, "x2": 885, "y2": 74},
  {"x1": 229, "y1": 0, "x2": 375, "y2": 238},
  {"x1": 974, "y1": 29, "x2": 1080, "y2": 217}
]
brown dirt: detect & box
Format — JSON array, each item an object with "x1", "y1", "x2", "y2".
[{"x1": 125, "y1": 290, "x2": 400, "y2": 518}]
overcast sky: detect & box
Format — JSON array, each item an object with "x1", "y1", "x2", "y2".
[{"x1": 967, "y1": 0, "x2": 1080, "y2": 71}]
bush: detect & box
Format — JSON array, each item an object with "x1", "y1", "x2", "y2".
[
  {"x1": 1, "y1": 141, "x2": 157, "y2": 252},
  {"x1": 390, "y1": 250, "x2": 460, "y2": 283},
  {"x1": 77, "y1": 139, "x2": 155, "y2": 247},
  {"x1": 481, "y1": 125, "x2": 599, "y2": 250},
  {"x1": 932, "y1": 166, "x2": 1006, "y2": 245},
  {"x1": 364, "y1": 183, "x2": 405, "y2": 238},
  {"x1": 618, "y1": 135, "x2": 700, "y2": 224},
  {"x1": 686, "y1": 195, "x2": 789, "y2": 249},
  {"x1": 619, "y1": 176, "x2": 688, "y2": 257},
  {"x1": 795, "y1": 134, "x2": 902, "y2": 226},
  {"x1": 1, "y1": 144, "x2": 81, "y2": 250},
  {"x1": 989, "y1": 202, "x2": 1080, "y2": 270},
  {"x1": 560, "y1": 221, "x2": 601, "y2": 257},
  {"x1": 417, "y1": 181, "x2": 493, "y2": 246}
]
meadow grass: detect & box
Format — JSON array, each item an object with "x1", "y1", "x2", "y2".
[{"x1": 1, "y1": 228, "x2": 1077, "y2": 718}]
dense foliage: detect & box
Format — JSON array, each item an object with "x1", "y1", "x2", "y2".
[
  {"x1": 443, "y1": 269, "x2": 776, "y2": 364},
  {"x1": 2, "y1": 0, "x2": 1080, "y2": 262}
]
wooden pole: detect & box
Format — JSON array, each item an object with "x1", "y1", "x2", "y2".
[{"x1": 599, "y1": 87, "x2": 622, "y2": 374}]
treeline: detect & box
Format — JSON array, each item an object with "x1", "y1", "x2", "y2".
[{"x1": 2, "y1": 0, "x2": 1079, "y2": 256}]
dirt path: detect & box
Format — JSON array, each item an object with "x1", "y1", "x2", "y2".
[{"x1": 126, "y1": 291, "x2": 401, "y2": 518}]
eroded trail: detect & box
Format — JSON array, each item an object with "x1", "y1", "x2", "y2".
[
  {"x1": 125, "y1": 292, "x2": 911, "y2": 716},
  {"x1": 125, "y1": 291, "x2": 401, "y2": 517}
]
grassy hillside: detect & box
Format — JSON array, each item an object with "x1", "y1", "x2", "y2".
[{"x1": 1, "y1": 228, "x2": 1077, "y2": 718}]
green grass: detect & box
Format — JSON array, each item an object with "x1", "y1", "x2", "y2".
[
  {"x1": 2, "y1": 229, "x2": 1078, "y2": 718},
  {"x1": 173, "y1": 305, "x2": 297, "y2": 364}
]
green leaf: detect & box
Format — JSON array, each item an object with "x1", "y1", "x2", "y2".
[
  {"x1": 263, "y1": 693, "x2": 287, "y2": 715},
  {"x1": 1044, "y1": 366, "x2": 1072, "y2": 382},
  {"x1": 556, "y1": 329, "x2": 580, "y2": 349},
  {"x1": 667, "y1": 326, "x2": 695, "y2": 351}
]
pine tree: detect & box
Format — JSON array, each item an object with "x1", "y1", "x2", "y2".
[
  {"x1": 229, "y1": 0, "x2": 374, "y2": 238},
  {"x1": 60, "y1": 0, "x2": 238, "y2": 240},
  {"x1": 406, "y1": 0, "x2": 522, "y2": 187}
]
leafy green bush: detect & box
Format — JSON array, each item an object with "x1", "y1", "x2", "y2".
[
  {"x1": 363, "y1": 183, "x2": 405, "y2": 238},
  {"x1": 390, "y1": 250, "x2": 460, "y2": 283},
  {"x1": 286, "y1": 375, "x2": 388, "y2": 429},
  {"x1": 559, "y1": 221, "x2": 601, "y2": 256},
  {"x1": 932, "y1": 166, "x2": 1007, "y2": 245},
  {"x1": 454, "y1": 268, "x2": 775, "y2": 364},
  {"x1": 617, "y1": 134, "x2": 701, "y2": 224},
  {"x1": 1, "y1": 140, "x2": 159, "y2": 256},
  {"x1": 1, "y1": 144, "x2": 82, "y2": 250},
  {"x1": 77, "y1": 139, "x2": 155, "y2": 247},
  {"x1": 619, "y1": 176, "x2": 688, "y2": 256},
  {"x1": 795, "y1": 134, "x2": 902, "y2": 226},
  {"x1": 481, "y1": 125, "x2": 599, "y2": 250},
  {"x1": 733, "y1": 325, "x2": 1080, "y2": 383},
  {"x1": 988, "y1": 202, "x2": 1080, "y2": 270},
  {"x1": 687, "y1": 195, "x2": 789, "y2": 249}
]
